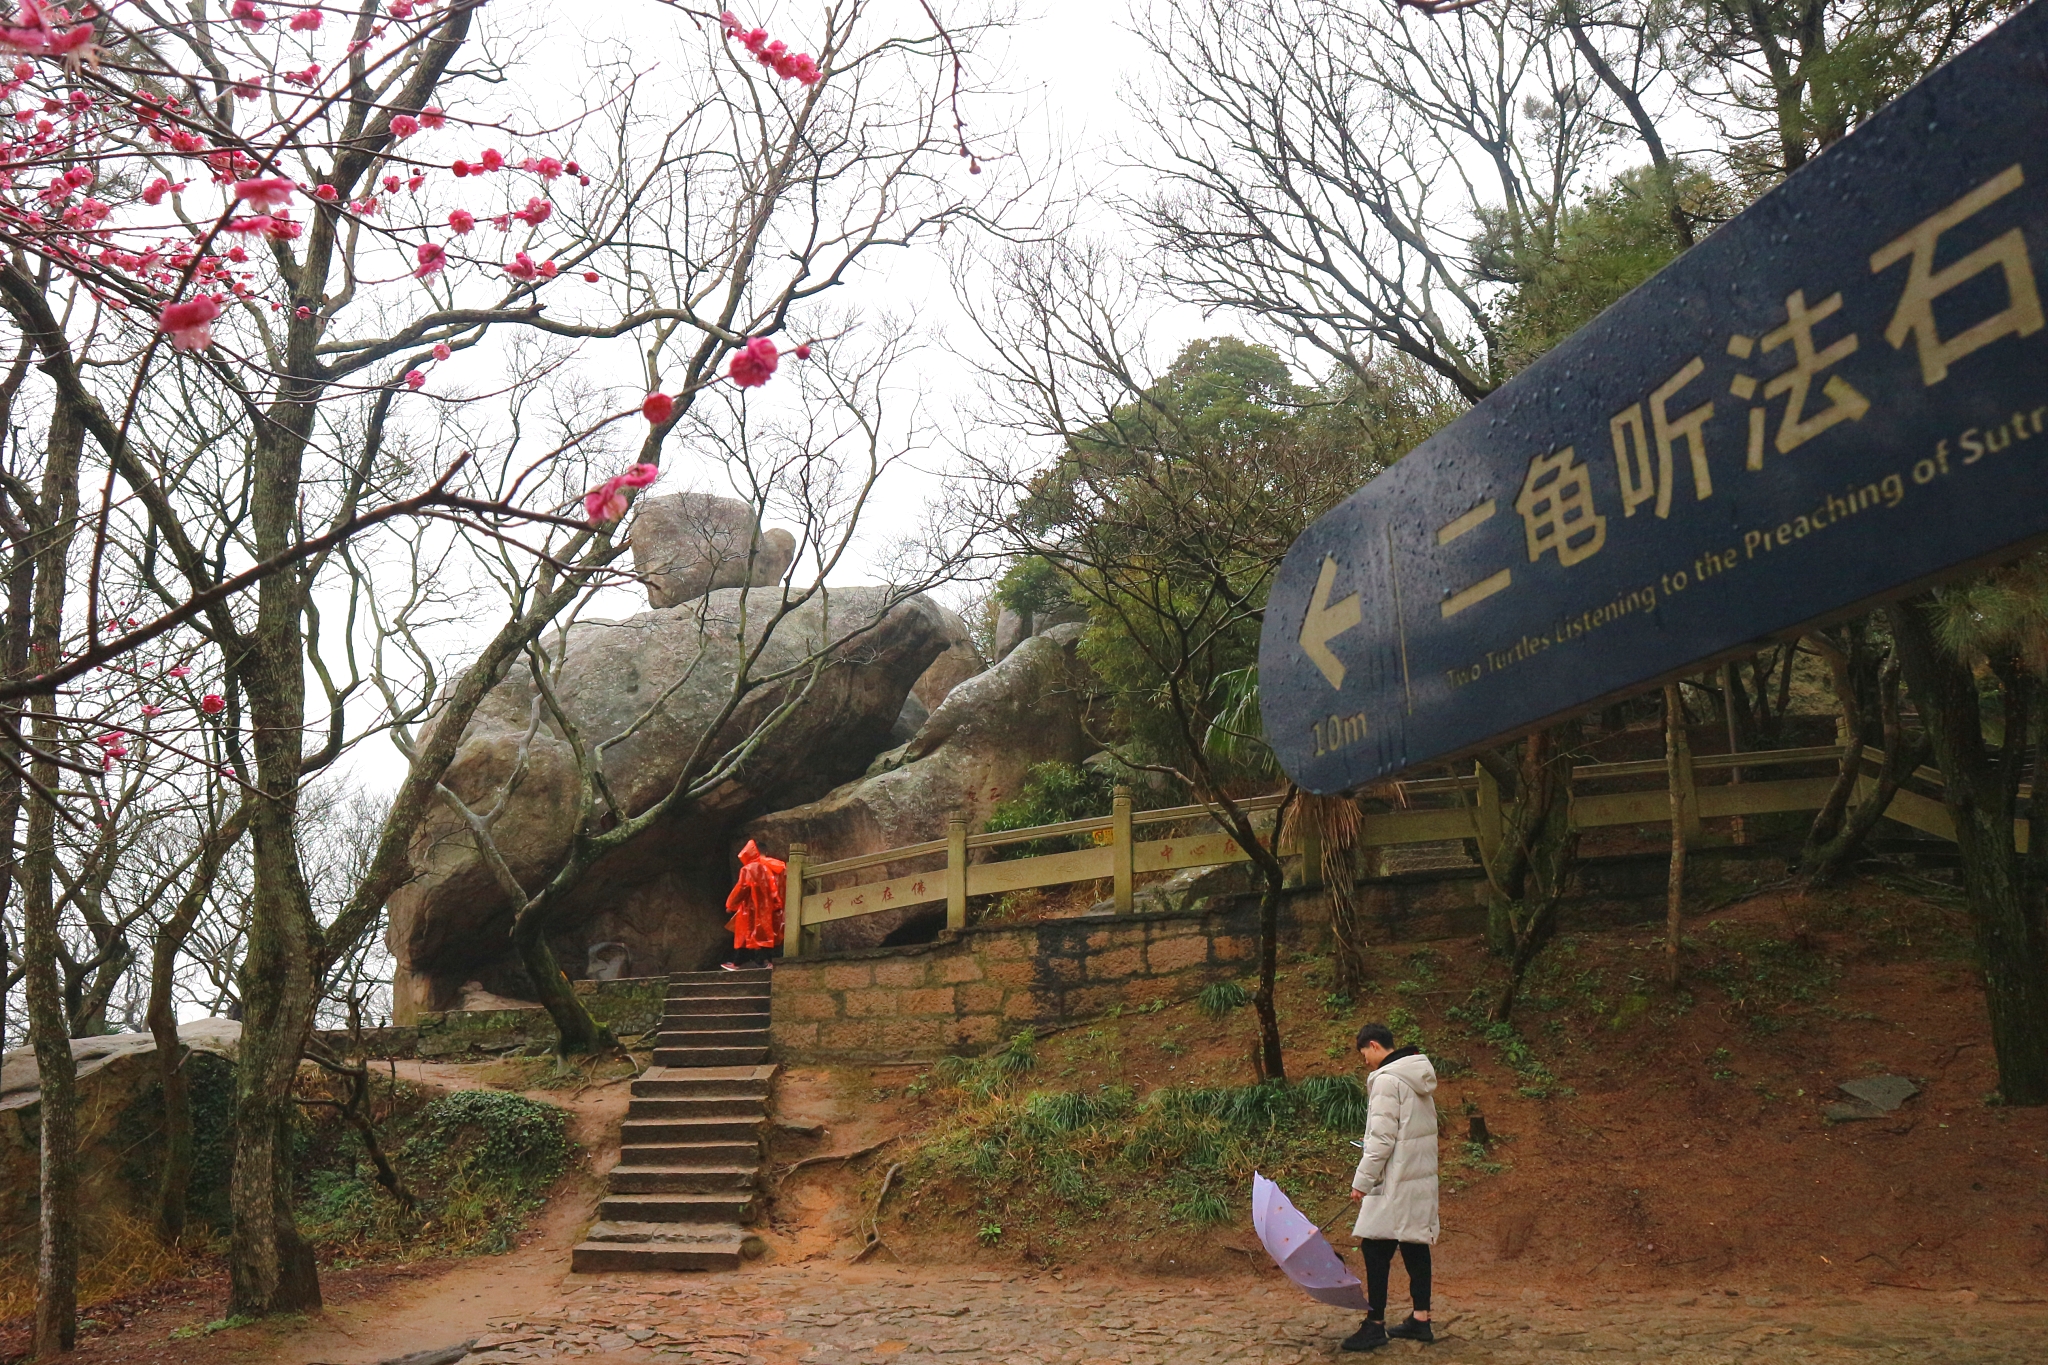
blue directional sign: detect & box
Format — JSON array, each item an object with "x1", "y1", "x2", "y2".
[{"x1": 1259, "y1": 1, "x2": 2048, "y2": 794}]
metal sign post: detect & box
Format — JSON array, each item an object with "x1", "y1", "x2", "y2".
[{"x1": 1259, "y1": 2, "x2": 2048, "y2": 794}]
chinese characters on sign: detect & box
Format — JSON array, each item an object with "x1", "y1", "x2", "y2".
[
  {"x1": 1508, "y1": 168, "x2": 2035, "y2": 580},
  {"x1": 1258, "y1": 3, "x2": 2048, "y2": 794}
]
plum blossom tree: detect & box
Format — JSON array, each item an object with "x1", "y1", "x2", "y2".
[{"x1": 0, "y1": 0, "x2": 997, "y2": 1339}]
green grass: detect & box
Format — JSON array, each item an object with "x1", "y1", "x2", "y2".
[
  {"x1": 297, "y1": 1086, "x2": 575, "y2": 1261},
  {"x1": 903, "y1": 1069, "x2": 1393, "y2": 1243}
]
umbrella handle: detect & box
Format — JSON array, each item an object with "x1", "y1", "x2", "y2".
[{"x1": 1317, "y1": 1202, "x2": 1353, "y2": 1236}]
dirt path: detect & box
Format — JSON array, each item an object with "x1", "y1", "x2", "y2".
[
  {"x1": 10, "y1": 1063, "x2": 638, "y2": 1365},
  {"x1": 276, "y1": 1063, "x2": 633, "y2": 1365}
]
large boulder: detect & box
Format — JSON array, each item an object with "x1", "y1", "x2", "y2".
[
  {"x1": 388, "y1": 586, "x2": 950, "y2": 1017},
  {"x1": 743, "y1": 623, "x2": 1097, "y2": 948},
  {"x1": 4, "y1": 1021, "x2": 242, "y2": 1250},
  {"x1": 630, "y1": 491, "x2": 797, "y2": 609},
  {"x1": 911, "y1": 602, "x2": 986, "y2": 711},
  {"x1": 993, "y1": 600, "x2": 1087, "y2": 661}
]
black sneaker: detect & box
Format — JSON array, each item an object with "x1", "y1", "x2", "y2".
[
  {"x1": 1341, "y1": 1319, "x2": 1389, "y2": 1352},
  {"x1": 1387, "y1": 1317, "x2": 1434, "y2": 1344}
]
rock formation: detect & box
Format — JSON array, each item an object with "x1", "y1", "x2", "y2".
[
  {"x1": 993, "y1": 600, "x2": 1088, "y2": 660},
  {"x1": 3, "y1": 1021, "x2": 242, "y2": 1247},
  {"x1": 387, "y1": 585, "x2": 951, "y2": 1018},
  {"x1": 743, "y1": 623, "x2": 1098, "y2": 948},
  {"x1": 629, "y1": 491, "x2": 797, "y2": 609},
  {"x1": 911, "y1": 602, "x2": 986, "y2": 710}
]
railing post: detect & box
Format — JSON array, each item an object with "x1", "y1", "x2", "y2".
[
  {"x1": 1474, "y1": 761, "x2": 1502, "y2": 874},
  {"x1": 1674, "y1": 730, "x2": 1703, "y2": 843},
  {"x1": 1112, "y1": 784, "x2": 1134, "y2": 913},
  {"x1": 1299, "y1": 811, "x2": 1323, "y2": 889},
  {"x1": 782, "y1": 843, "x2": 806, "y2": 959},
  {"x1": 946, "y1": 817, "x2": 969, "y2": 931}
]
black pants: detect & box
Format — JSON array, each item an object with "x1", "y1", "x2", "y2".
[
  {"x1": 1359, "y1": 1239, "x2": 1431, "y2": 1318},
  {"x1": 729, "y1": 945, "x2": 776, "y2": 966}
]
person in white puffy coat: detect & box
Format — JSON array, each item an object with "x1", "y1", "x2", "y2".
[{"x1": 1343, "y1": 1022, "x2": 1439, "y2": 1351}]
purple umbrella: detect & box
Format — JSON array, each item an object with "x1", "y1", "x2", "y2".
[{"x1": 1252, "y1": 1173, "x2": 1368, "y2": 1310}]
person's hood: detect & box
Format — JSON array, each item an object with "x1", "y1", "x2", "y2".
[
  {"x1": 737, "y1": 839, "x2": 761, "y2": 865},
  {"x1": 1377, "y1": 1050, "x2": 1438, "y2": 1098}
]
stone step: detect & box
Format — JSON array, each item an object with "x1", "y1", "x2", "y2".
[
  {"x1": 665, "y1": 981, "x2": 772, "y2": 1000},
  {"x1": 608, "y1": 1164, "x2": 755, "y2": 1194},
  {"x1": 621, "y1": 1116, "x2": 763, "y2": 1145},
  {"x1": 653, "y1": 1045, "x2": 772, "y2": 1068},
  {"x1": 571, "y1": 1225, "x2": 746, "y2": 1274},
  {"x1": 627, "y1": 1085, "x2": 769, "y2": 1106},
  {"x1": 657, "y1": 1030, "x2": 771, "y2": 1051},
  {"x1": 596, "y1": 1190, "x2": 754, "y2": 1224},
  {"x1": 660, "y1": 1009, "x2": 771, "y2": 1029},
  {"x1": 669, "y1": 968, "x2": 774, "y2": 983},
  {"x1": 664, "y1": 995, "x2": 770, "y2": 1016},
  {"x1": 626, "y1": 1094, "x2": 767, "y2": 1120},
  {"x1": 630, "y1": 1068, "x2": 772, "y2": 1099},
  {"x1": 620, "y1": 1141, "x2": 761, "y2": 1167}
]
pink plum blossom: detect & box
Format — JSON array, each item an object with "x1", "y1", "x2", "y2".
[
  {"x1": 728, "y1": 336, "x2": 779, "y2": 388},
  {"x1": 233, "y1": 176, "x2": 294, "y2": 210},
  {"x1": 158, "y1": 296, "x2": 221, "y2": 351}
]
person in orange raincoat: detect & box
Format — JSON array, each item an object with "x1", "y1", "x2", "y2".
[{"x1": 722, "y1": 840, "x2": 787, "y2": 970}]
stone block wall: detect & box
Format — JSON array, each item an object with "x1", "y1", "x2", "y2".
[
  {"x1": 332, "y1": 975, "x2": 671, "y2": 1059},
  {"x1": 771, "y1": 904, "x2": 1268, "y2": 1062},
  {"x1": 767, "y1": 842, "x2": 1836, "y2": 1063}
]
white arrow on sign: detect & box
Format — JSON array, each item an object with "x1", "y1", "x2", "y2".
[{"x1": 1298, "y1": 555, "x2": 1360, "y2": 690}]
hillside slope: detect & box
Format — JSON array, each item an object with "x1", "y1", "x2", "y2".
[{"x1": 766, "y1": 873, "x2": 2048, "y2": 1299}]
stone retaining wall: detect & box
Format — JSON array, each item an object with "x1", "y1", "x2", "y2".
[
  {"x1": 321, "y1": 975, "x2": 670, "y2": 1058},
  {"x1": 766, "y1": 842, "x2": 1885, "y2": 1062},
  {"x1": 770, "y1": 901, "x2": 1271, "y2": 1062}
]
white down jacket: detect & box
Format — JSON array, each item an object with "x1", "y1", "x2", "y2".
[{"x1": 1350, "y1": 1049, "x2": 1440, "y2": 1244}]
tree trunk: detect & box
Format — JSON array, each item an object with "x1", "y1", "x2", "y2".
[
  {"x1": 228, "y1": 405, "x2": 325, "y2": 1315},
  {"x1": 1301, "y1": 794, "x2": 1366, "y2": 993},
  {"x1": 1663, "y1": 684, "x2": 1687, "y2": 991},
  {"x1": 24, "y1": 398, "x2": 85, "y2": 1356},
  {"x1": 1801, "y1": 633, "x2": 1926, "y2": 886},
  {"x1": 1888, "y1": 597, "x2": 2048, "y2": 1106},
  {"x1": 227, "y1": 729, "x2": 325, "y2": 1311},
  {"x1": 22, "y1": 798, "x2": 77, "y2": 1358},
  {"x1": 151, "y1": 801, "x2": 249, "y2": 1242},
  {"x1": 510, "y1": 904, "x2": 612, "y2": 1057},
  {"x1": 1483, "y1": 728, "x2": 1578, "y2": 1024},
  {"x1": 1251, "y1": 863, "x2": 1286, "y2": 1084}
]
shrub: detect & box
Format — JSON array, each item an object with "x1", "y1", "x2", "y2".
[
  {"x1": 298, "y1": 1087, "x2": 574, "y2": 1260},
  {"x1": 1196, "y1": 980, "x2": 1252, "y2": 1018},
  {"x1": 982, "y1": 762, "x2": 1116, "y2": 859}
]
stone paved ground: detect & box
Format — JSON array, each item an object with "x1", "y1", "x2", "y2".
[{"x1": 451, "y1": 1266, "x2": 2045, "y2": 1364}]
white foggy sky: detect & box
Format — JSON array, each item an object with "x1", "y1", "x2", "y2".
[{"x1": 323, "y1": 0, "x2": 1205, "y2": 796}]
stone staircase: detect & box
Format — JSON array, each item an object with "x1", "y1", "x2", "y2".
[{"x1": 570, "y1": 966, "x2": 775, "y2": 1272}]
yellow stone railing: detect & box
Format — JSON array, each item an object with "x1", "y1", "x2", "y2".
[{"x1": 779, "y1": 743, "x2": 1995, "y2": 957}]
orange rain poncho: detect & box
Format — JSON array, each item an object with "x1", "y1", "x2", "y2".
[{"x1": 725, "y1": 840, "x2": 787, "y2": 951}]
